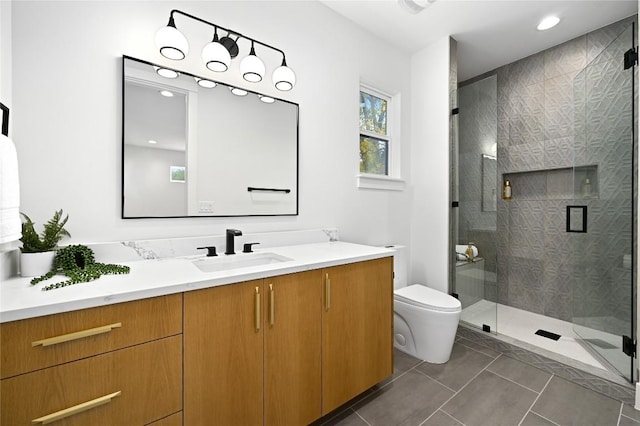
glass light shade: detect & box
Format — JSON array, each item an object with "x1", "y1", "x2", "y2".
[
  {"x1": 240, "y1": 53, "x2": 265, "y2": 83},
  {"x1": 195, "y1": 78, "x2": 217, "y2": 89},
  {"x1": 230, "y1": 87, "x2": 248, "y2": 96},
  {"x1": 202, "y1": 41, "x2": 231, "y2": 72},
  {"x1": 272, "y1": 65, "x2": 296, "y2": 91},
  {"x1": 155, "y1": 25, "x2": 189, "y2": 60},
  {"x1": 154, "y1": 66, "x2": 179, "y2": 79}
]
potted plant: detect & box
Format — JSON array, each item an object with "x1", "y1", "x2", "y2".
[{"x1": 19, "y1": 210, "x2": 70, "y2": 277}]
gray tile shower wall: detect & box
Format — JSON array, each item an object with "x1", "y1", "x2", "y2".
[{"x1": 460, "y1": 15, "x2": 636, "y2": 323}]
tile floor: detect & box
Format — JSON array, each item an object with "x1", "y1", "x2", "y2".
[{"x1": 314, "y1": 337, "x2": 640, "y2": 426}]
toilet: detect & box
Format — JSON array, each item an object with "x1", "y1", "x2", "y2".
[{"x1": 390, "y1": 246, "x2": 461, "y2": 364}]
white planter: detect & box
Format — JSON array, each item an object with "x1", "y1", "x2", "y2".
[{"x1": 20, "y1": 251, "x2": 56, "y2": 277}]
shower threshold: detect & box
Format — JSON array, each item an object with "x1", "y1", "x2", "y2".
[{"x1": 460, "y1": 299, "x2": 631, "y2": 387}]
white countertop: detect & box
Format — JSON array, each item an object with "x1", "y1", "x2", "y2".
[{"x1": 0, "y1": 242, "x2": 394, "y2": 323}]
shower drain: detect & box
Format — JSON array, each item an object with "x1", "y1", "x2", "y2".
[{"x1": 535, "y1": 329, "x2": 561, "y2": 341}]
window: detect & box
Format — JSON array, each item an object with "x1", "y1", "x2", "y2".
[
  {"x1": 357, "y1": 84, "x2": 404, "y2": 191},
  {"x1": 359, "y1": 87, "x2": 389, "y2": 175}
]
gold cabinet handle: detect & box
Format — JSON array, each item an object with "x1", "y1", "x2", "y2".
[
  {"x1": 32, "y1": 391, "x2": 121, "y2": 424},
  {"x1": 32, "y1": 323, "x2": 122, "y2": 347},
  {"x1": 325, "y1": 273, "x2": 331, "y2": 312},
  {"x1": 269, "y1": 284, "x2": 275, "y2": 328},
  {"x1": 255, "y1": 286, "x2": 261, "y2": 333}
]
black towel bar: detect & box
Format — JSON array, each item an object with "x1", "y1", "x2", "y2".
[{"x1": 247, "y1": 187, "x2": 291, "y2": 194}]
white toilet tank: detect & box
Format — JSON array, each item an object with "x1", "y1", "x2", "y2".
[{"x1": 386, "y1": 245, "x2": 407, "y2": 290}]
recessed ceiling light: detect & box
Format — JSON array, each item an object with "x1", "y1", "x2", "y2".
[
  {"x1": 148, "y1": 140, "x2": 158, "y2": 144},
  {"x1": 537, "y1": 16, "x2": 560, "y2": 31},
  {"x1": 159, "y1": 90, "x2": 174, "y2": 97}
]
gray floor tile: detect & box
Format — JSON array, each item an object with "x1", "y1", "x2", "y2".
[
  {"x1": 321, "y1": 409, "x2": 369, "y2": 426},
  {"x1": 521, "y1": 412, "x2": 558, "y2": 426},
  {"x1": 353, "y1": 369, "x2": 454, "y2": 426},
  {"x1": 457, "y1": 337, "x2": 502, "y2": 358},
  {"x1": 393, "y1": 348, "x2": 423, "y2": 374},
  {"x1": 623, "y1": 405, "x2": 640, "y2": 422},
  {"x1": 442, "y1": 370, "x2": 538, "y2": 426},
  {"x1": 487, "y1": 354, "x2": 552, "y2": 392},
  {"x1": 620, "y1": 415, "x2": 640, "y2": 426},
  {"x1": 532, "y1": 376, "x2": 621, "y2": 426},
  {"x1": 416, "y1": 342, "x2": 494, "y2": 391},
  {"x1": 421, "y1": 410, "x2": 464, "y2": 425}
]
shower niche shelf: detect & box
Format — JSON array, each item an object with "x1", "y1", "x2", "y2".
[{"x1": 503, "y1": 165, "x2": 598, "y2": 201}]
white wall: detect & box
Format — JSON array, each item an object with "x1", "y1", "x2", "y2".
[
  {"x1": 8, "y1": 1, "x2": 412, "y2": 248},
  {"x1": 0, "y1": 0, "x2": 11, "y2": 112},
  {"x1": 409, "y1": 36, "x2": 451, "y2": 293}
]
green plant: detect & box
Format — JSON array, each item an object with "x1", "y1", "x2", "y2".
[
  {"x1": 20, "y1": 210, "x2": 70, "y2": 253},
  {"x1": 30, "y1": 244, "x2": 130, "y2": 291}
]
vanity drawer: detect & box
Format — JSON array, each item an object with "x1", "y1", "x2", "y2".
[
  {"x1": 1, "y1": 335, "x2": 182, "y2": 425},
  {"x1": 0, "y1": 293, "x2": 182, "y2": 378}
]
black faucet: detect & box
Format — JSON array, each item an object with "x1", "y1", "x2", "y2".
[{"x1": 225, "y1": 229, "x2": 243, "y2": 255}]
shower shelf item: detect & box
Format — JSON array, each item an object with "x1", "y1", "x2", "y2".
[{"x1": 502, "y1": 165, "x2": 598, "y2": 201}]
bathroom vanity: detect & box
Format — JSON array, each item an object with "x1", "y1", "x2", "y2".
[{"x1": 0, "y1": 241, "x2": 393, "y2": 425}]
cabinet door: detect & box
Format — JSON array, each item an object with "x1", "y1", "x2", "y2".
[
  {"x1": 184, "y1": 280, "x2": 264, "y2": 426},
  {"x1": 322, "y1": 257, "x2": 394, "y2": 414},
  {"x1": 264, "y1": 270, "x2": 322, "y2": 426}
]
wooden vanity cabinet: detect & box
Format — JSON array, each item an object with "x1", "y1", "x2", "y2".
[
  {"x1": 322, "y1": 257, "x2": 394, "y2": 414},
  {"x1": 184, "y1": 270, "x2": 323, "y2": 426},
  {"x1": 0, "y1": 294, "x2": 183, "y2": 425}
]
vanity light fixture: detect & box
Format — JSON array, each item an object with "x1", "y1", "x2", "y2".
[
  {"x1": 258, "y1": 95, "x2": 275, "y2": 104},
  {"x1": 154, "y1": 66, "x2": 179, "y2": 79},
  {"x1": 155, "y1": 9, "x2": 296, "y2": 91},
  {"x1": 537, "y1": 16, "x2": 560, "y2": 31},
  {"x1": 195, "y1": 77, "x2": 217, "y2": 88},
  {"x1": 230, "y1": 87, "x2": 248, "y2": 96}
]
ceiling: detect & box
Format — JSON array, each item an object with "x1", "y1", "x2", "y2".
[{"x1": 320, "y1": 0, "x2": 637, "y2": 81}]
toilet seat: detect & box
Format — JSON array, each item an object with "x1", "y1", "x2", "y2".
[{"x1": 394, "y1": 284, "x2": 461, "y2": 313}]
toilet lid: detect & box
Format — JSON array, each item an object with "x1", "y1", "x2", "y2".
[{"x1": 395, "y1": 284, "x2": 461, "y2": 312}]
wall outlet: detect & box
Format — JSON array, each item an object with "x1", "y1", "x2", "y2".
[{"x1": 199, "y1": 201, "x2": 214, "y2": 213}]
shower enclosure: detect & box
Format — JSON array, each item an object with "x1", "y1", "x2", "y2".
[{"x1": 453, "y1": 21, "x2": 637, "y2": 382}]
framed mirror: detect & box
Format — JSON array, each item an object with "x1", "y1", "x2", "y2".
[{"x1": 122, "y1": 56, "x2": 299, "y2": 218}]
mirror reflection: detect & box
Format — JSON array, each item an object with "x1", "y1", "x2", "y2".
[{"x1": 122, "y1": 56, "x2": 299, "y2": 218}]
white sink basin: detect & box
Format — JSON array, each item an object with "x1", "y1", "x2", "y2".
[{"x1": 192, "y1": 252, "x2": 293, "y2": 273}]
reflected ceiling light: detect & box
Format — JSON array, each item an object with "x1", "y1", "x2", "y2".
[
  {"x1": 148, "y1": 140, "x2": 158, "y2": 144},
  {"x1": 240, "y1": 41, "x2": 266, "y2": 83},
  {"x1": 258, "y1": 95, "x2": 275, "y2": 104},
  {"x1": 154, "y1": 66, "x2": 179, "y2": 79},
  {"x1": 230, "y1": 87, "x2": 248, "y2": 96},
  {"x1": 159, "y1": 90, "x2": 174, "y2": 97},
  {"x1": 202, "y1": 28, "x2": 231, "y2": 72},
  {"x1": 195, "y1": 77, "x2": 217, "y2": 88},
  {"x1": 537, "y1": 16, "x2": 560, "y2": 31},
  {"x1": 155, "y1": 9, "x2": 296, "y2": 91},
  {"x1": 155, "y1": 15, "x2": 189, "y2": 60},
  {"x1": 397, "y1": 0, "x2": 436, "y2": 14}
]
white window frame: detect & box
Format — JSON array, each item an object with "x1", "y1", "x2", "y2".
[{"x1": 357, "y1": 83, "x2": 405, "y2": 191}]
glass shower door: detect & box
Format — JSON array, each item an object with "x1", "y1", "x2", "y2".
[
  {"x1": 572, "y1": 24, "x2": 636, "y2": 382},
  {"x1": 455, "y1": 75, "x2": 498, "y2": 334}
]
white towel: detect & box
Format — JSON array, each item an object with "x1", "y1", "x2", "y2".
[
  {"x1": 455, "y1": 244, "x2": 478, "y2": 258},
  {"x1": 0, "y1": 134, "x2": 21, "y2": 244}
]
